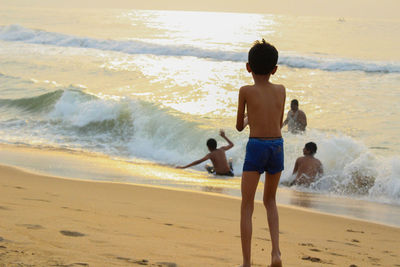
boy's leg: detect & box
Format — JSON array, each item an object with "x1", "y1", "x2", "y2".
[
  {"x1": 263, "y1": 171, "x2": 282, "y2": 267},
  {"x1": 241, "y1": 171, "x2": 261, "y2": 267}
]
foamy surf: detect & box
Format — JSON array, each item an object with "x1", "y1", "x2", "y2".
[{"x1": 0, "y1": 89, "x2": 399, "y2": 205}]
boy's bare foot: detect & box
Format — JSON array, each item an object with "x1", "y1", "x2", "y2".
[{"x1": 269, "y1": 252, "x2": 282, "y2": 267}]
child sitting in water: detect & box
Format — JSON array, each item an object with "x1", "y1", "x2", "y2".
[
  {"x1": 290, "y1": 142, "x2": 323, "y2": 186},
  {"x1": 176, "y1": 129, "x2": 234, "y2": 176}
]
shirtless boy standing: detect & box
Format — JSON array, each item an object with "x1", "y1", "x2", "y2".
[
  {"x1": 176, "y1": 130, "x2": 234, "y2": 176},
  {"x1": 290, "y1": 142, "x2": 323, "y2": 186},
  {"x1": 236, "y1": 40, "x2": 286, "y2": 267}
]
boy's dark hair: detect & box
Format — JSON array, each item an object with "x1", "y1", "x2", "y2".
[
  {"x1": 305, "y1": 142, "x2": 317, "y2": 155},
  {"x1": 291, "y1": 99, "x2": 299, "y2": 106},
  {"x1": 248, "y1": 39, "x2": 278, "y2": 75},
  {"x1": 207, "y1": 138, "x2": 217, "y2": 150}
]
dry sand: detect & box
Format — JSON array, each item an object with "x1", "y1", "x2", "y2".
[{"x1": 0, "y1": 164, "x2": 399, "y2": 266}]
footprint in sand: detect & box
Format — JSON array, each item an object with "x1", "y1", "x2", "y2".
[
  {"x1": 302, "y1": 256, "x2": 321, "y2": 263},
  {"x1": 17, "y1": 224, "x2": 44, "y2": 230},
  {"x1": 299, "y1": 242, "x2": 314, "y2": 247},
  {"x1": 329, "y1": 252, "x2": 345, "y2": 257},
  {"x1": 60, "y1": 230, "x2": 85, "y2": 237},
  {"x1": 255, "y1": 237, "x2": 270, "y2": 241},
  {"x1": 115, "y1": 256, "x2": 177, "y2": 266},
  {"x1": 156, "y1": 262, "x2": 177, "y2": 267},
  {"x1": 346, "y1": 229, "x2": 364, "y2": 234},
  {"x1": 61, "y1": 206, "x2": 85, "y2": 212},
  {"x1": 345, "y1": 242, "x2": 360, "y2": 247},
  {"x1": 23, "y1": 198, "x2": 51, "y2": 203},
  {"x1": 116, "y1": 256, "x2": 149, "y2": 265}
]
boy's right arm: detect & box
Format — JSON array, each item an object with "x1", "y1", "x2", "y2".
[
  {"x1": 176, "y1": 154, "x2": 210, "y2": 169},
  {"x1": 219, "y1": 130, "x2": 234, "y2": 151},
  {"x1": 236, "y1": 87, "x2": 246, "y2": 131}
]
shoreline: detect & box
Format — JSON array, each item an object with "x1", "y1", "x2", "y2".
[
  {"x1": 1, "y1": 163, "x2": 399, "y2": 266},
  {"x1": 1, "y1": 143, "x2": 400, "y2": 228},
  {"x1": 4, "y1": 161, "x2": 400, "y2": 229}
]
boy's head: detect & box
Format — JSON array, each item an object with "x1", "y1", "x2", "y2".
[
  {"x1": 290, "y1": 99, "x2": 299, "y2": 111},
  {"x1": 247, "y1": 39, "x2": 278, "y2": 75},
  {"x1": 207, "y1": 138, "x2": 217, "y2": 151},
  {"x1": 303, "y1": 142, "x2": 317, "y2": 156}
]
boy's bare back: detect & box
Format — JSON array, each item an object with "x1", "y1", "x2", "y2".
[
  {"x1": 208, "y1": 148, "x2": 231, "y2": 174},
  {"x1": 293, "y1": 156, "x2": 323, "y2": 185},
  {"x1": 238, "y1": 82, "x2": 286, "y2": 138}
]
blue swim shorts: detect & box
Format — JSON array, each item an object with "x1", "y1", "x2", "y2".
[{"x1": 243, "y1": 138, "x2": 284, "y2": 174}]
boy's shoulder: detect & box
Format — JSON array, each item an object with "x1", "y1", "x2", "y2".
[
  {"x1": 314, "y1": 157, "x2": 322, "y2": 165},
  {"x1": 240, "y1": 83, "x2": 285, "y2": 93},
  {"x1": 239, "y1": 84, "x2": 254, "y2": 91},
  {"x1": 209, "y1": 148, "x2": 220, "y2": 155},
  {"x1": 270, "y1": 83, "x2": 286, "y2": 92},
  {"x1": 296, "y1": 156, "x2": 305, "y2": 161},
  {"x1": 296, "y1": 156, "x2": 307, "y2": 163}
]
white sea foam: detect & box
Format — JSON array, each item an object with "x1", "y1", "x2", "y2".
[
  {"x1": 49, "y1": 90, "x2": 120, "y2": 127},
  {"x1": 281, "y1": 132, "x2": 400, "y2": 204},
  {"x1": 0, "y1": 89, "x2": 399, "y2": 204},
  {"x1": 1, "y1": 24, "x2": 399, "y2": 73}
]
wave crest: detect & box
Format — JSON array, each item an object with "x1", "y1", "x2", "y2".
[{"x1": 1, "y1": 24, "x2": 399, "y2": 73}]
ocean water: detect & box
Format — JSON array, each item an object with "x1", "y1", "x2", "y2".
[{"x1": 1, "y1": 7, "x2": 400, "y2": 215}]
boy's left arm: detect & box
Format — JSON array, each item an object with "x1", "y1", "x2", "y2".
[
  {"x1": 289, "y1": 159, "x2": 300, "y2": 186},
  {"x1": 318, "y1": 161, "x2": 324, "y2": 176},
  {"x1": 292, "y1": 158, "x2": 299, "y2": 175},
  {"x1": 299, "y1": 111, "x2": 307, "y2": 128}
]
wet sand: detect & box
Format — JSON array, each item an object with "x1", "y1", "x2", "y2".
[
  {"x1": 0, "y1": 164, "x2": 399, "y2": 266},
  {"x1": 1, "y1": 144, "x2": 400, "y2": 228}
]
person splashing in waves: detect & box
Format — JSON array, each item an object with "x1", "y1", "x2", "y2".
[
  {"x1": 236, "y1": 39, "x2": 286, "y2": 267},
  {"x1": 282, "y1": 99, "x2": 307, "y2": 134},
  {"x1": 290, "y1": 142, "x2": 323, "y2": 186},
  {"x1": 176, "y1": 129, "x2": 234, "y2": 176}
]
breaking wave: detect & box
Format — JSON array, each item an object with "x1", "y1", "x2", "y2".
[{"x1": 1, "y1": 24, "x2": 399, "y2": 73}]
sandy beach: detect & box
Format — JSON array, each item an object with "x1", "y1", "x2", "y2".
[{"x1": 1, "y1": 164, "x2": 399, "y2": 267}]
